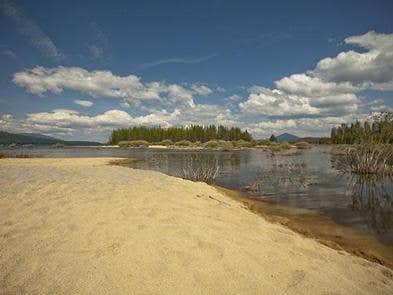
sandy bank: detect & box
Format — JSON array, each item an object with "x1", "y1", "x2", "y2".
[
  {"x1": 216, "y1": 187, "x2": 393, "y2": 270},
  {"x1": 0, "y1": 158, "x2": 392, "y2": 294}
]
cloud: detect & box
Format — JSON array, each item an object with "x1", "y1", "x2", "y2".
[
  {"x1": 74, "y1": 99, "x2": 93, "y2": 108},
  {"x1": 275, "y1": 74, "x2": 360, "y2": 97},
  {"x1": 313, "y1": 31, "x2": 393, "y2": 89},
  {"x1": 240, "y1": 83, "x2": 358, "y2": 119},
  {"x1": 12, "y1": 66, "x2": 197, "y2": 110},
  {"x1": 226, "y1": 94, "x2": 241, "y2": 101},
  {"x1": 191, "y1": 84, "x2": 213, "y2": 96},
  {"x1": 0, "y1": 0, "x2": 64, "y2": 62},
  {"x1": 26, "y1": 109, "x2": 134, "y2": 128},
  {"x1": 139, "y1": 53, "x2": 218, "y2": 70},
  {"x1": 239, "y1": 86, "x2": 319, "y2": 117},
  {"x1": 0, "y1": 113, "x2": 73, "y2": 136},
  {"x1": 240, "y1": 31, "x2": 393, "y2": 121}
]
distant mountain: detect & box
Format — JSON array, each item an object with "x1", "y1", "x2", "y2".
[
  {"x1": 276, "y1": 133, "x2": 299, "y2": 143},
  {"x1": 0, "y1": 131, "x2": 102, "y2": 146},
  {"x1": 18, "y1": 133, "x2": 59, "y2": 141}
]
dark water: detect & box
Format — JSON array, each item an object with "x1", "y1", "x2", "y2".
[{"x1": 2, "y1": 145, "x2": 393, "y2": 245}]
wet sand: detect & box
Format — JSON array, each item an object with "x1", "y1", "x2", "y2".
[
  {"x1": 217, "y1": 187, "x2": 393, "y2": 270},
  {"x1": 1, "y1": 158, "x2": 393, "y2": 294}
]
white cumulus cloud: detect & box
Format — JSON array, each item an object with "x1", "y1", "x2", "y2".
[
  {"x1": 74, "y1": 100, "x2": 93, "y2": 108},
  {"x1": 13, "y1": 66, "x2": 199, "y2": 111}
]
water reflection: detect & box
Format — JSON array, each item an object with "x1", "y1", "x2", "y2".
[
  {"x1": 243, "y1": 153, "x2": 318, "y2": 196},
  {"x1": 347, "y1": 174, "x2": 393, "y2": 235}
]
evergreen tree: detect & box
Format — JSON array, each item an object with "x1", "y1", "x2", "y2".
[
  {"x1": 329, "y1": 112, "x2": 393, "y2": 144},
  {"x1": 269, "y1": 134, "x2": 277, "y2": 142},
  {"x1": 109, "y1": 125, "x2": 253, "y2": 144}
]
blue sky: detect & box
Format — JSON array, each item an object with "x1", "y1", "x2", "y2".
[{"x1": 1, "y1": 0, "x2": 393, "y2": 141}]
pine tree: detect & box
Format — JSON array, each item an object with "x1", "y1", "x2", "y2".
[{"x1": 269, "y1": 134, "x2": 277, "y2": 142}]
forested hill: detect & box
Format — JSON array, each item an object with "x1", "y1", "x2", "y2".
[
  {"x1": 110, "y1": 125, "x2": 253, "y2": 144},
  {"x1": 0, "y1": 131, "x2": 102, "y2": 146}
]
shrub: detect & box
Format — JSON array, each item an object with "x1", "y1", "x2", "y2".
[
  {"x1": 233, "y1": 139, "x2": 254, "y2": 148},
  {"x1": 204, "y1": 140, "x2": 220, "y2": 148},
  {"x1": 265, "y1": 142, "x2": 292, "y2": 152},
  {"x1": 118, "y1": 140, "x2": 149, "y2": 147},
  {"x1": 260, "y1": 140, "x2": 280, "y2": 147},
  {"x1": 294, "y1": 141, "x2": 311, "y2": 149},
  {"x1": 219, "y1": 140, "x2": 234, "y2": 150},
  {"x1": 159, "y1": 139, "x2": 174, "y2": 146},
  {"x1": 175, "y1": 140, "x2": 193, "y2": 147},
  {"x1": 280, "y1": 142, "x2": 292, "y2": 150}
]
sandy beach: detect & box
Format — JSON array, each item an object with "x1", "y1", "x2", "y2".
[{"x1": 0, "y1": 158, "x2": 392, "y2": 294}]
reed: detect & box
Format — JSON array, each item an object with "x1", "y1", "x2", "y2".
[
  {"x1": 333, "y1": 144, "x2": 393, "y2": 175},
  {"x1": 176, "y1": 155, "x2": 220, "y2": 184}
]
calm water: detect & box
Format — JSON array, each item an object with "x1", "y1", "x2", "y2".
[{"x1": 2, "y1": 145, "x2": 393, "y2": 244}]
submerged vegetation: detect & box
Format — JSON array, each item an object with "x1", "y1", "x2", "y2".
[{"x1": 110, "y1": 125, "x2": 252, "y2": 144}]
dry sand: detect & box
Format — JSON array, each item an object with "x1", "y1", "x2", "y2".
[{"x1": 0, "y1": 158, "x2": 392, "y2": 294}]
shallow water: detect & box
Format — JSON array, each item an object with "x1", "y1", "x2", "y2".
[{"x1": 2, "y1": 145, "x2": 393, "y2": 245}]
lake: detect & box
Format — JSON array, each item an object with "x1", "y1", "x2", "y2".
[{"x1": 2, "y1": 145, "x2": 393, "y2": 245}]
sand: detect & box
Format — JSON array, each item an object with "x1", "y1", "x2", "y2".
[{"x1": 0, "y1": 158, "x2": 392, "y2": 294}]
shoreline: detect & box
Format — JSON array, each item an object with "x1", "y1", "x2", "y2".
[
  {"x1": 1, "y1": 157, "x2": 392, "y2": 293},
  {"x1": 110, "y1": 157, "x2": 393, "y2": 269},
  {"x1": 215, "y1": 186, "x2": 393, "y2": 270}
]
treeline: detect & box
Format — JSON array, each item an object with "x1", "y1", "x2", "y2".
[
  {"x1": 109, "y1": 125, "x2": 253, "y2": 144},
  {"x1": 331, "y1": 112, "x2": 393, "y2": 144}
]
